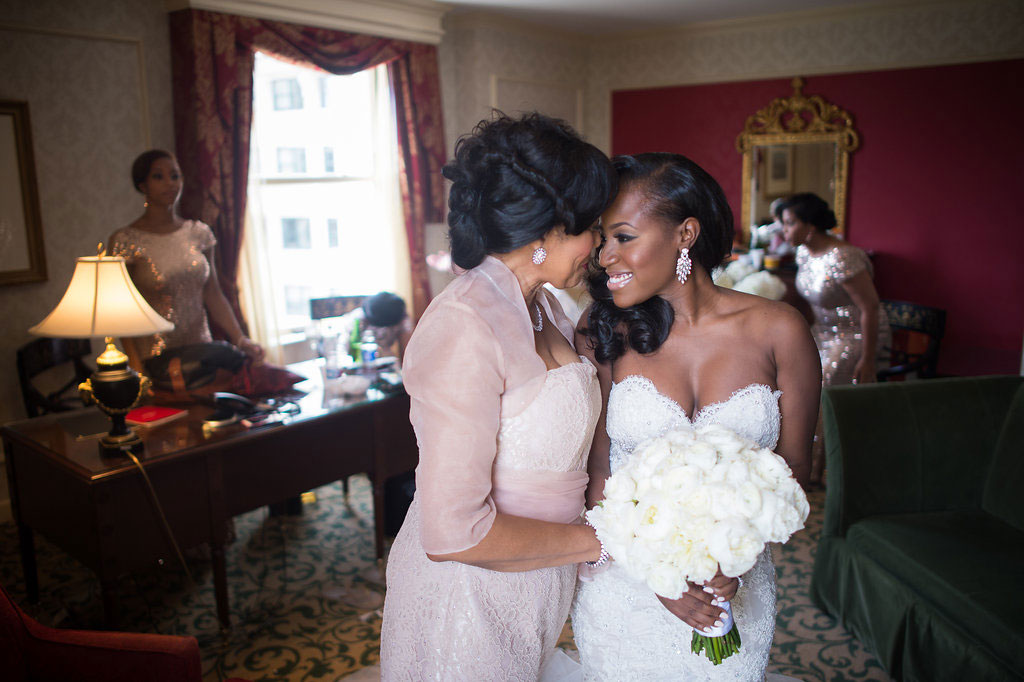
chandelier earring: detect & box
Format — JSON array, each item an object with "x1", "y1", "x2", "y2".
[
  {"x1": 675, "y1": 247, "x2": 692, "y2": 285},
  {"x1": 532, "y1": 246, "x2": 547, "y2": 265}
]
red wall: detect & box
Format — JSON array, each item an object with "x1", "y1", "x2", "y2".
[{"x1": 612, "y1": 60, "x2": 1024, "y2": 377}]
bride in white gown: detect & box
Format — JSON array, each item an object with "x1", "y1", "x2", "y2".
[{"x1": 571, "y1": 153, "x2": 821, "y2": 681}]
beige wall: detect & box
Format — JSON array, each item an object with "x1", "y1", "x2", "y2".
[
  {"x1": 439, "y1": 0, "x2": 1024, "y2": 153},
  {"x1": 0, "y1": 0, "x2": 174, "y2": 519}
]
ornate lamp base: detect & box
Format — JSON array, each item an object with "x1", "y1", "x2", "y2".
[{"x1": 79, "y1": 338, "x2": 150, "y2": 458}]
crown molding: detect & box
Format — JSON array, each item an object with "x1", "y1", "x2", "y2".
[
  {"x1": 445, "y1": 10, "x2": 591, "y2": 47},
  {"x1": 165, "y1": 0, "x2": 449, "y2": 44},
  {"x1": 602, "y1": 0, "x2": 1007, "y2": 43}
]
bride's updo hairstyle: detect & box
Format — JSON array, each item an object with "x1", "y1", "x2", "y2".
[
  {"x1": 443, "y1": 112, "x2": 616, "y2": 270},
  {"x1": 584, "y1": 153, "x2": 734, "y2": 364}
]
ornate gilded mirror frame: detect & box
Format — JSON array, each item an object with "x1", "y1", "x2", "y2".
[{"x1": 736, "y1": 77, "x2": 859, "y2": 239}]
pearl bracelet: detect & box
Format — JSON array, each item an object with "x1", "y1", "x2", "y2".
[{"x1": 584, "y1": 519, "x2": 610, "y2": 568}]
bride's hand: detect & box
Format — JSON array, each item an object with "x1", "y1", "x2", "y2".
[
  {"x1": 704, "y1": 568, "x2": 740, "y2": 602},
  {"x1": 656, "y1": 581, "x2": 730, "y2": 633}
]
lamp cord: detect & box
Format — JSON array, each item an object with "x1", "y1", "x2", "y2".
[{"x1": 126, "y1": 450, "x2": 194, "y2": 585}]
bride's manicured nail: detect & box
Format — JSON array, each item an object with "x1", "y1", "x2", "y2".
[
  {"x1": 714, "y1": 620, "x2": 723, "y2": 627},
  {"x1": 703, "y1": 627, "x2": 712, "y2": 634},
  {"x1": 702, "y1": 586, "x2": 715, "y2": 594}
]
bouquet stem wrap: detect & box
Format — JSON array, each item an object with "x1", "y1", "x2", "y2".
[{"x1": 690, "y1": 601, "x2": 741, "y2": 665}]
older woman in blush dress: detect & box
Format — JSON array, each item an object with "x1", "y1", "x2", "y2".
[{"x1": 380, "y1": 112, "x2": 617, "y2": 680}]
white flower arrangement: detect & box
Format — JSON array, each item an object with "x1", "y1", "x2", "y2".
[
  {"x1": 713, "y1": 265, "x2": 787, "y2": 301},
  {"x1": 586, "y1": 423, "x2": 809, "y2": 665}
]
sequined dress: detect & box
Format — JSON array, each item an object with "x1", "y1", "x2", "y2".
[
  {"x1": 794, "y1": 243, "x2": 891, "y2": 386},
  {"x1": 571, "y1": 377, "x2": 782, "y2": 681},
  {"x1": 109, "y1": 220, "x2": 217, "y2": 359}
]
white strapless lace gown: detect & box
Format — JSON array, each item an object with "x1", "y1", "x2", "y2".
[{"x1": 571, "y1": 376, "x2": 783, "y2": 682}]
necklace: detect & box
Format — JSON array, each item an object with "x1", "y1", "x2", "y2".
[{"x1": 532, "y1": 303, "x2": 544, "y2": 332}]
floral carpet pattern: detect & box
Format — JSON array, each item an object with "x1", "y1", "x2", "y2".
[{"x1": 1, "y1": 477, "x2": 892, "y2": 681}]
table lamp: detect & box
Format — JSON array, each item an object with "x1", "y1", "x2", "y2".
[{"x1": 28, "y1": 247, "x2": 173, "y2": 456}]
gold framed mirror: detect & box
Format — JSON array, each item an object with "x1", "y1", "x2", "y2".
[{"x1": 736, "y1": 77, "x2": 859, "y2": 242}]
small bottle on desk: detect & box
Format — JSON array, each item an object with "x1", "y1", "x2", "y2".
[{"x1": 360, "y1": 328, "x2": 378, "y2": 365}]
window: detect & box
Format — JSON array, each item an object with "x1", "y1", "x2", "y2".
[
  {"x1": 271, "y1": 78, "x2": 303, "y2": 110},
  {"x1": 276, "y1": 148, "x2": 306, "y2": 174},
  {"x1": 243, "y1": 52, "x2": 409, "y2": 356},
  {"x1": 327, "y1": 218, "x2": 339, "y2": 248},
  {"x1": 282, "y1": 218, "x2": 311, "y2": 249},
  {"x1": 284, "y1": 285, "x2": 313, "y2": 316}
]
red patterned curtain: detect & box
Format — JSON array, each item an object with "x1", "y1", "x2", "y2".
[{"x1": 168, "y1": 9, "x2": 446, "y2": 322}]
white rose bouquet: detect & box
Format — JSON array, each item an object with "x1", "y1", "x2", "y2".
[
  {"x1": 586, "y1": 424, "x2": 809, "y2": 665},
  {"x1": 713, "y1": 266, "x2": 787, "y2": 301}
]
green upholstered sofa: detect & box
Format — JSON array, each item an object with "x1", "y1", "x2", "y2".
[{"x1": 811, "y1": 376, "x2": 1024, "y2": 681}]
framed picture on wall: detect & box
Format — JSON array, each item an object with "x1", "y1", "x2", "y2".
[
  {"x1": 764, "y1": 145, "x2": 794, "y2": 196},
  {"x1": 0, "y1": 100, "x2": 46, "y2": 285}
]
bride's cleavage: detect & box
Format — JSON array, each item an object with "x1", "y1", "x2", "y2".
[{"x1": 616, "y1": 375, "x2": 774, "y2": 420}]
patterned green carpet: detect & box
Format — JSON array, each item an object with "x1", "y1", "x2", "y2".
[{"x1": 0, "y1": 476, "x2": 891, "y2": 681}]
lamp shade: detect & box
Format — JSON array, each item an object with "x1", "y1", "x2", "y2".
[{"x1": 29, "y1": 256, "x2": 174, "y2": 338}]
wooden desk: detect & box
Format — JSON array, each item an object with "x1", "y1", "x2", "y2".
[{"x1": 1, "y1": 362, "x2": 417, "y2": 629}]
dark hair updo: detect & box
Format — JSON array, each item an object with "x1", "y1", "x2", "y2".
[
  {"x1": 131, "y1": 149, "x2": 174, "y2": 193},
  {"x1": 442, "y1": 112, "x2": 617, "y2": 270},
  {"x1": 583, "y1": 153, "x2": 735, "y2": 364},
  {"x1": 778, "y1": 192, "x2": 836, "y2": 232}
]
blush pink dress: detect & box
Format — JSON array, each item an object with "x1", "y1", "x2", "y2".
[{"x1": 380, "y1": 256, "x2": 600, "y2": 680}]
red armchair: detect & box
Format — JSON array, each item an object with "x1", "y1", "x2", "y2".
[{"x1": 1, "y1": 583, "x2": 205, "y2": 682}]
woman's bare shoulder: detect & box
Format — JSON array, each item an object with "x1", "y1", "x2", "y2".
[{"x1": 721, "y1": 289, "x2": 809, "y2": 342}]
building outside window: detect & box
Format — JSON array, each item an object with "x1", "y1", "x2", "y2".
[
  {"x1": 271, "y1": 78, "x2": 303, "y2": 110},
  {"x1": 276, "y1": 147, "x2": 306, "y2": 174},
  {"x1": 281, "y1": 218, "x2": 312, "y2": 249},
  {"x1": 327, "y1": 218, "x2": 339, "y2": 248},
  {"x1": 284, "y1": 285, "x2": 314, "y2": 316},
  {"x1": 324, "y1": 147, "x2": 335, "y2": 173}
]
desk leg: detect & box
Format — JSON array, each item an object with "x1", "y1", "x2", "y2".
[
  {"x1": 17, "y1": 522, "x2": 39, "y2": 603},
  {"x1": 211, "y1": 543, "x2": 231, "y2": 630},
  {"x1": 101, "y1": 579, "x2": 120, "y2": 628}
]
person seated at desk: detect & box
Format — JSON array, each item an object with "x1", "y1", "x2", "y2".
[
  {"x1": 339, "y1": 292, "x2": 414, "y2": 361},
  {"x1": 109, "y1": 149, "x2": 264, "y2": 370}
]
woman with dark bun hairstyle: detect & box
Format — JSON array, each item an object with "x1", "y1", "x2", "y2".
[
  {"x1": 571, "y1": 154, "x2": 820, "y2": 680},
  {"x1": 380, "y1": 112, "x2": 616, "y2": 679},
  {"x1": 779, "y1": 192, "x2": 891, "y2": 485},
  {"x1": 108, "y1": 150, "x2": 263, "y2": 369}
]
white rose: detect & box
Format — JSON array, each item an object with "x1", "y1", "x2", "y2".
[
  {"x1": 647, "y1": 560, "x2": 686, "y2": 599},
  {"x1": 706, "y1": 518, "x2": 762, "y2": 576},
  {"x1": 711, "y1": 267, "x2": 735, "y2": 288},
  {"x1": 602, "y1": 472, "x2": 637, "y2": 502},
  {"x1": 685, "y1": 442, "x2": 719, "y2": 471},
  {"x1": 725, "y1": 260, "x2": 756, "y2": 283}
]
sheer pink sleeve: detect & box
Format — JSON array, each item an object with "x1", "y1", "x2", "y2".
[{"x1": 402, "y1": 300, "x2": 506, "y2": 555}]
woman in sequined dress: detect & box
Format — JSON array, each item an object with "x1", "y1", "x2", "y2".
[
  {"x1": 780, "y1": 192, "x2": 890, "y2": 485},
  {"x1": 109, "y1": 150, "x2": 264, "y2": 370}
]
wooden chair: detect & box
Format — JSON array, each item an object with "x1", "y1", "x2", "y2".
[
  {"x1": 16, "y1": 337, "x2": 94, "y2": 418},
  {"x1": 877, "y1": 300, "x2": 946, "y2": 381}
]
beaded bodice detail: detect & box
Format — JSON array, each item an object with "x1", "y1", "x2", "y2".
[{"x1": 606, "y1": 376, "x2": 782, "y2": 473}]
